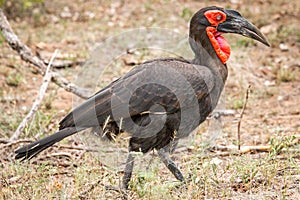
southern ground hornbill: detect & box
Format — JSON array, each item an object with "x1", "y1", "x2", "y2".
[{"x1": 15, "y1": 6, "x2": 269, "y2": 189}]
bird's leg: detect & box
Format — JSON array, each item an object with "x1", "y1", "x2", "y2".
[
  {"x1": 157, "y1": 148, "x2": 184, "y2": 182},
  {"x1": 121, "y1": 152, "x2": 135, "y2": 189}
]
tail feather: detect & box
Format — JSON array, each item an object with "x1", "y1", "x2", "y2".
[{"x1": 15, "y1": 127, "x2": 86, "y2": 161}]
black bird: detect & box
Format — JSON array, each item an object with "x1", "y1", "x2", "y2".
[{"x1": 15, "y1": 6, "x2": 269, "y2": 189}]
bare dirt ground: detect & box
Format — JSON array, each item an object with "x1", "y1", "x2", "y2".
[{"x1": 0, "y1": 0, "x2": 299, "y2": 199}]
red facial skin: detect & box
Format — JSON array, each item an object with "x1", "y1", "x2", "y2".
[{"x1": 204, "y1": 10, "x2": 231, "y2": 64}]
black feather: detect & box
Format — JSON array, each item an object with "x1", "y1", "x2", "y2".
[{"x1": 15, "y1": 127, "x2": 86, "y2": 161}]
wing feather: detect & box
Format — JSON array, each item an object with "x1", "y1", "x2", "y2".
[{"x1": 59, "y1": 59, "x2": 215, "y2": 130}]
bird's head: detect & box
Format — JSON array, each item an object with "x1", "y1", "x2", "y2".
[{"x1": 189, "y1": 6, "x2": 270, "y2": 64}]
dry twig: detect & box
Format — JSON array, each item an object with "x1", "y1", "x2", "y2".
[
  {"x1": 1, "y1": 139, "x2": 33, "y2": 147},
  {"x1": 10, "y1": 50, "x2": 58, "y2": 141},
  {"x1": 57, "y1": 144, "x2": 128, "y2": 153},
  {"x1": 237, "y1": 85, "x2": 251, "y2": 150},
  {"x1": 207, "y1": 134, "x2": 300, "y2": 157},
  {"x1": 36, "y1": 51, "x2": 85, "y2": 69},
  {"x1": 0, "y1": 9, "x2": 89, "y2": 99},
  {"x1": 40, "y1": 152, "x2": 74, "y2": 160}
]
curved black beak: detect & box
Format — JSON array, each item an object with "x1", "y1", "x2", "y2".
[{"x1": 217, "y1": 9, "x2": 270, "y2": 47}]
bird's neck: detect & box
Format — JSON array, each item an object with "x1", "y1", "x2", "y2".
[
  {"x1": 189, "y1": 31, "x2": 228, "y2": 111},
  {"x1": 189, "y1": 27, "x2": 228, "y2": 83}
]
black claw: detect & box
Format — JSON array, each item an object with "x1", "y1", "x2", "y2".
[
  {"x1": 167, "y1": 161, "x2": 185, "y2": 181},
  {"x1": 158, "y1": 148, "x2": 185, "y2": 182}
]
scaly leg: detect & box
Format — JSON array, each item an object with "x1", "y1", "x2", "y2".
[
  {"x1": 157, "y1": 148, "x2": 184, "y2": 181},
  {"x1": 121, "y1": 152, "x2": 135, "y2": 189}
]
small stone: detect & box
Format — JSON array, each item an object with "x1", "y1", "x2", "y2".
[
  {"x1": 107, "y1": 22, "x2": 114, "y2": 27},
  {"x1": 260, "y1": 24, "x2": 277, "y2": 35},
  {"x1": 187, "y1": 145, "x2": 195, "y2": 151},
  {"x1": 272, "y1": 14, "x2": 281, "y2": 20},
  {"x1": 279, "y1": 43, "x2": 289, "y2": 51},
  {"x1": 84, "y1": 11, "x2": 95, "y2": 19},
  {"x1": 277, "y1": 95, "x2": 289, "y2": 101},
  {"x1": 122, "y1": 55, "x2": 139, "y2": 66},
  {"x1": 60, "y1": 7, "x2": 72, "y2": 18},
  {"x1": 264, "y1": 80, "x2": 275, "y2": 86},
  {"x1": 21, "y1": 106, "x2": 27, "y2": 112}
]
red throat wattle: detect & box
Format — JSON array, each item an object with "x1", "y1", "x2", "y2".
[{"x1": 206, "y1": 27, "x2": 231, "y2": 64}]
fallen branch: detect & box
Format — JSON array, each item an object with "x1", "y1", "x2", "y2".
[
  {"x1": 0, "y1": 9, "x2": 89, "y2": 99},
  {"x1": 10, "y1": 50, "x2": 58, "y2": 141},
  {"x1": 57, "y1": 144, "x2": 128, "y2": 153},
  {"x1": 40, "y1": 152, "x2": 74, "y2": 160},
  {"x1": 237, "y1": 85, "x2": 251, "y2": 150},
  {"x1": 57, "y1": 144, "x2": 100, "y2": 152},
  {"x1": 210, "y1": 109, "x2": 235, "y2": 118},
  {"x1": 208, "y1": 134, "x2": 300, "y2": 156},
  {"x1": 1, "y1": 139, "x2": 33, "y2": 147},
  {"x1": 212, "y1": 144, "x2": 270, "y2": 154},
  {"x1": 36, "y1": 51, "x2": 85, "y2": 69},
  {"x1": 43, "y1": 59, "x2": 85, "y2": 69}
]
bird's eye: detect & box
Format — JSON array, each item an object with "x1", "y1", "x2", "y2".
[{"x1": 216, "y1": 14, "x2": 222, "y2": 21}]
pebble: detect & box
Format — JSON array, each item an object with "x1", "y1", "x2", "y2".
[{"x1": 279, "y1": 43, "x2": 289, "y2": 51}]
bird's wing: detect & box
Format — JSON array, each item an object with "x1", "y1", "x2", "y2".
[{"x1": 59, "y1": 58, "x2": 216, "y2": 130}]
